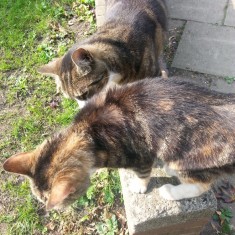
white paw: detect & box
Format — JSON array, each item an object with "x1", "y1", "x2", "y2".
[
  {"x1": 161, "y1": 70, "x2": 168, "y2": 79},
  {"x1": 158, "y1": 184, "x2": 176, "y2": 200},
  {"x1": 129, "y1": 179, "x2": 148, "y2": 194},
  {"x1": 163, "y1": 164, "x2": 177, "y2": 177}
]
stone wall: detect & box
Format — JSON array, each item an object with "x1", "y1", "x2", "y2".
[{"x1": 120, "y1": 169, "x2": 216, "y2": 235}]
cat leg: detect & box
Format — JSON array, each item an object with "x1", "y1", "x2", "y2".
[
  {"x1": 158, "y1": 182, "x2": 210, "y2": 200},
  {"x1": 163, "y1": 164, "x2": 178, "y2": 177},
  {"x1": 130, "y1": 168, "x2": 152, "y2": 194},
  {"x1": 158, "y1": 54, "x2": 168, "y2": 79}
]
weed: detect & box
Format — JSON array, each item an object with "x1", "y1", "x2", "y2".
[
  {"x1": 212, "y1": 208, "x2": 235, "y2": 235},
  {"x1": 74, "y1": 0, "x2": 96, "y2": 34},
  {"x1": 6, "y1": 75, "x2": 30, "y2": 104},
  {"x1": 96, "y1": 214, "x2": 119, "y2": 235},
  {"x1": 75, "y1": 170, "x2": 122, "y2": 208},
  {"x1": 37, "y1": 43, "x2": 57, "y2": 62},
  {"x1": 224, "y1": 77, "x2": 235, "y2": 85}
]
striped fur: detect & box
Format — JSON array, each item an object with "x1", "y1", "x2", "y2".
[
  {"x1": 38, "y1": 0, "x2": 168, "y2": 102},
  {"x1": 4, "y1": 78, "x2": 235, "y2": 208}
]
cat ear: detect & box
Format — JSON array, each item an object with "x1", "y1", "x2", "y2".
[
  {"x1": 71, "y1": 48, "x2": 93, "y2": 73},
  {"x1": 46, "y1": 179, "x2": 76, "y2": 210},
  {"x1": 3, "y1": 152, "x2": 34, "y2": 176},
  {"x1": 37, "y1": 59, "x2": 60, "y2": 77}
]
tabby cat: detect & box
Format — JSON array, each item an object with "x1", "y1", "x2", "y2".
[
  {"x1": 38, "y1": 0, "x2": 168, "y2": 107},
  {"x1": 4, "y1": 78, "x2": 235, "y2": 210}
]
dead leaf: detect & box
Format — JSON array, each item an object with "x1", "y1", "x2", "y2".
[
  {"x1": 214, "y1": 180, "x2": 235, "y2": 203},
  {"x1": 46, "y1": 222, "x2": 56, "y2": 231}
]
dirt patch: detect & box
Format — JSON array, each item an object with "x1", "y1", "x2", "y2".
[{"x1": 69, "y1": 19, "x2": 93, "y2": 41}]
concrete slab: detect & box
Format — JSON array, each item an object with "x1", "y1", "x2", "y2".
[
  {"x1": 95, "y1": 0, "x2": 106, "y2": 27},
  {"x1": 95, "y1": 0, "x2": 106, "y2": 6},
  {"x1": 96, "y1": 5, "x2": 106, "y2": 16},
  {"x1": 224, "y1": 0, "x2": 235, "y2": 27},
  {"x1": 172, "y1": 21, "x2": 235, "y2": 77},
  {"x1": 96, "y1": 15, "x2": 105, "y2": 27},
  {"x1": 119, "y1": 168, "x2": 217, "y2": 235},
  {"x1": 165, "y1": 0, "x2": 227, "y2": 24}
]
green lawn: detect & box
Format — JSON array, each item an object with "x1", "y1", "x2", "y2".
[{"x1": 0, "y1": 1, "x2": 124, "y2": 234}]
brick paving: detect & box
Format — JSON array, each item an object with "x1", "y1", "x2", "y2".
[
  {"x1": 166, "y1": 0, "x2": 235, "y2": 77},
  {"x1": 172, "y1": 21, "x2": 235, "y2": 77}
]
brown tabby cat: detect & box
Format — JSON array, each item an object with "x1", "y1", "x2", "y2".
[
  {"x1": 4, "y1": 78, "x2": 235, "y2": 210},
  {"x1": 38, "y1": 0, "x2": 168, "y2": 107}
]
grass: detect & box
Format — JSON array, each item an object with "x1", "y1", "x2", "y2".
[
  {"x1": 0, "y1": 181, "x2": 43, "y2": 235},
  {"x1": 0, "y1": 0, "x2": 124, "y2": 234},
  {"x1": 76, "y1": 170, "x2": 122, "y2": 208}
]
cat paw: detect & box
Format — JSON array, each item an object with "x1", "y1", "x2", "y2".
[
  {"x1": 129, "y1": 179, "x2": 148, "y2": 194},
  {"x1": 161, "y1": 70, "x2": 168, "y2": 79},
  {"x1": 158, "y1": 184, "x2": 176, "y2": 200}
]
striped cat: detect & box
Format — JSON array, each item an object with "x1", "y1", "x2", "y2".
[
  {"x1": 4, "y1": 78, "x2": 235, "y2": 210},
  {"x1": 38, "y1": 0, "x2": 168, "y2": 107}
]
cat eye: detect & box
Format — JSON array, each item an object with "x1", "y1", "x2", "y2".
[
  {"x1": 88, "y1": 74, "x2": 104, "y2": 87},
  {"x1": 76, "y1": 91, "x2": 88, "y2": 100}
]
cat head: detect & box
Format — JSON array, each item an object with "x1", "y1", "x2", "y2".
[
  {"x1": 38, "y1": 47, "x2": 109, "y2": 101},
  {"x1": 3, "y1": 130, "x2": 94, "y2": 210}
]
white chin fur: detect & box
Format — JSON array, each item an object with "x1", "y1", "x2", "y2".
[{"x1": 76, "y1": 99, "x2": 86, "y2": 108}]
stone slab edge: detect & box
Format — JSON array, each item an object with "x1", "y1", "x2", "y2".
[
  {"x1": 165, "y1": 0, "x2": 228, "y2": 25},
  {"x1": 119, "y1": 168, "x2": 217, "y2": 234},
  {"x1": 224, "y1": 0, "x2": 235, "y2": 27},
  {"x1": 95, "y1": 0, "x2": 106, "y2": 27}
]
